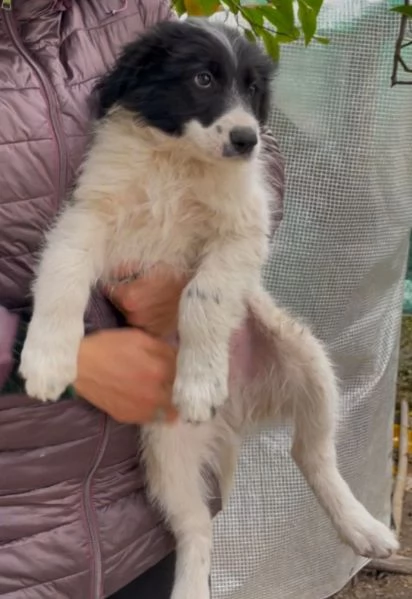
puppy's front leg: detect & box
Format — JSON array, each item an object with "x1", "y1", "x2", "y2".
[
  {"x1": 19, "y1": 206, "x2": 106, "y2": 401},
  {"x1": 174, "y1": 235, "x2": 264, "y2": 423}
]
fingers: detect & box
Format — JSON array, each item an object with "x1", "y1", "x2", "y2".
[
  {"x1": 101, "y1": 391, "x2": 178, "y2": 425},
  {"x1": 102, "y1": 267, "x2": 190, "y2": 338},
  {"x1": 75, "y1": 328, "x2": 179, "y2": 426},
  {"x1": 129, "y1": 326, "x2": 177, "y2": 358}
]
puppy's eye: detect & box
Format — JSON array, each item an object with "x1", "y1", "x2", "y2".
[
  {"x1": 249, "y1": 83, "x2": 258, "y2": 96},
  {"x1": 194, "y1": 71, "x2": 213, "y2": 88}
]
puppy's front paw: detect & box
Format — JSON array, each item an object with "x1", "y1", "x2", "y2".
[
  {"x1": 19, "y1": 332, "x2": 79, "y2": 402},
  {"x1": 173, "y1": 358, "x2": 228, "y2": 423}
]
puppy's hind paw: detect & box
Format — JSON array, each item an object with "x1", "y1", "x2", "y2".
[{"x1": 341, "y1": 511, "x2": 399, "y2": 559}]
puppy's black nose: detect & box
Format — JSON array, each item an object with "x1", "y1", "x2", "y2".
[{"x1": 229, "y1": 127, "x2": 258, "y2": 155}]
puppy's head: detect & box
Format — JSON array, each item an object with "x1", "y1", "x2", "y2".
[{"x1": 95, "y1": 19, "x2": 276, "y2": 162}]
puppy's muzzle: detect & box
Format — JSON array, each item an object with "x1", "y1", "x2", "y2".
[{"x1": 223, "y1": 126, "x2": 258, "y2": 158}]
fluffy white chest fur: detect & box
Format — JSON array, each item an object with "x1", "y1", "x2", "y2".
[{"x1": 79, "y1": 111, "x2": 270, "y2": 281}]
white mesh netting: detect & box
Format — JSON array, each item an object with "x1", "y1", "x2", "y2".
[{"x1": 211, "y1": 2, "x2": 412, "y2": 598}]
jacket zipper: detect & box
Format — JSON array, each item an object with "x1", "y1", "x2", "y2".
[
  {"x1": 83, "y1": 419, "x2": 110, "y2": 599},
  {"x1": 2, "y1": 4, "x2": 108, "y2": 598},
  {"x1": 2, "y1": 0, "x2": 67, "y2": 211},
  {"x1": 2, "y1": 0, "x2": 107, "y2": 331}
]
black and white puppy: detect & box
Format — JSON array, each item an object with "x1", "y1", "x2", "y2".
[{"x1": 20, "y1": 19, "x2": 398, "y2": 599}]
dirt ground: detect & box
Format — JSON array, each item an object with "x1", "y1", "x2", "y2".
[{"x1": 334, "y1": 315, "x2": 412, "y2": 599}]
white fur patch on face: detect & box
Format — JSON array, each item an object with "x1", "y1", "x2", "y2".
[{"x1": 184, "y1": 106, "x2": 260, "y2": 161}]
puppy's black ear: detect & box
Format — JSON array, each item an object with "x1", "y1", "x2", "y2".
[{"x1": 92, "y1": 27, "x2": 168, "y2": 119}]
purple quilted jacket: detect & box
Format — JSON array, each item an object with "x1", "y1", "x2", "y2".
[{"x1": 0, "y1": 1, "x2": 285, "y2": 598}]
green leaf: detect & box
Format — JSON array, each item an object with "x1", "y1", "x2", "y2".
[
  {"x1": 221, "y1": 0, "x2": 239, "y2": 14},
  {"x1": 171, "y1": 0, "x2": 186, "y2": 15},
  {"x1": 244, "y1": 28, "x2": 257, "y2": 43},
  {"x1": 260, "y1": 5, "x2": 294, "y2": 34},
  {"x1": 273, "y1": 30, "x2": 301, "y2": 44},
  {"x1": 171, "y1": 0, "x2": 326, "y2": 48},
  {"x1": 297, "y1": 0, "x2": 317, "y2": 46},
  {"x1": 391, "y1": 6, "x2": 412, "y2": 17},
  {"x1": 186, "y1": 0, "x2": 219, "y2": 16},
  {"x1": 267, "y1": 0, "x2": 295, "y2": 29},
  {"x1": 261, "y1": 30, "x2": 280, "y2": 61},
  {"x1": 313, "y1": 35, "x2": 330, "y2": 45},
  {"x1": 242, "y1": 7, "x2": 264, "y2": 27},
  {"x1": 304, "y1": 0, "x2": 324, "y2": 16}
]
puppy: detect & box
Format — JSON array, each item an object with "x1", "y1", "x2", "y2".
[{"x1": 20, "y1": 19, "x2": 398, "y2": 599}]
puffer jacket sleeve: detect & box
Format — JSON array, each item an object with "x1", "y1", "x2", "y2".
[
  {"x1": 0, "y1": 306, "x2": 18, "y2": 391},
  {"x1": 261, "y1": 127, "x2": 285, "y2": 236}
]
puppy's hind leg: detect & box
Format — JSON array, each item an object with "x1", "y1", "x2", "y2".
[
  {"x1": 249, "y1": 289, "x2": 399, "y2": 559},
  {"x1": 141, "y1": 422, "x2": 216, "y2": 599}
]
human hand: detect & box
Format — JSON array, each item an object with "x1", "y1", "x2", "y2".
[
  {"x1": 74, "y1": 328, "x2": 178, "y2": 424},
  {"x1": 105, "y1": 267, "x2": 189, "y2": 337}
]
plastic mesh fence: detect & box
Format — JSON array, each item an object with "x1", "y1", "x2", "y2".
[{"x1": 211, "y1": 2, "x2": 412, "y2": 598}]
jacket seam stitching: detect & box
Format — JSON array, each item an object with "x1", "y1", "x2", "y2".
[{"x1": 0, "y1": 138, "x2": 51, "y2": 147}]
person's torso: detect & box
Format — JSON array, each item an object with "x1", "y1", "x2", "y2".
[{"x1": 0, "y1": 2, "x2": 174, "y2": 597}]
